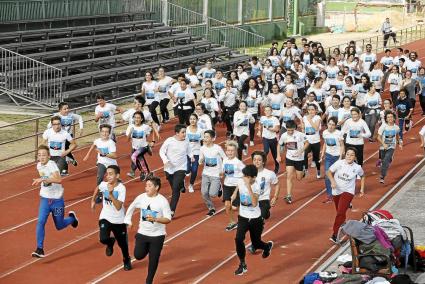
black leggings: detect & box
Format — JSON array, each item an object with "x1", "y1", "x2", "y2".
[
  {"x1": 249, "y1": 114, "x2": 258, "y2": 142},
  {"x1": 99, "y1": 219, "x2": 130, "y2": 261},
  {"x1": 166, "y1": 170, "x2": 186, "y2": 212},
  {"x1": 134, "y1": 234, "x2": 165, "y2": 284},
  {"x1": 236, "y1": 134, "x2": 248, "y2": 160},
  {"x1": 420, "y1": 95, "x2": 425, "y2": 114},
  {"x1": 346, "y1": 143, "x2": 364, "y2": 166},
  {"x1": 148, "y1": 101, "x2": 160, "y2": 125},
  {"x1": 50, "y1": 156, "x2": 67, "y2": 174},
  {"x1": 304, "y1": 142, "x2": 321, "y2": 172},
  {"x1": 65, "y1": 139, "x2": 75, "y2": 161},
  {"x1": 159, "y1": 98, "x2": 170, "y2": 122},
  {"x1": 263, "y1": 137, "x2": 279, "y2": 172},
  {"x1": 178, "y1": 109, "x2": 192, "y2": 126},
  {"x1": 235, "y1": 215, "x2": 267, "y2": 262}
]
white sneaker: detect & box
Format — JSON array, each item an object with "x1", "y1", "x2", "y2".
[
  {"x1": 189, "y1": 184, "x2": 194, "y2": 193},
  {"x1": 249, "y1": 141, "x2": 254, "y2": 146},
  {"x1": 243, "y1": 144, "x2": 248, "y2": 156},
  {"x1": 311, "y1": 161, "x2": 316, "y2": 168}
]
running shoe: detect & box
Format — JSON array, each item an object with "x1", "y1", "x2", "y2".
[
  {"x1": 225, "y1": 223, "x2": 238, "y2": 232},
  {"x1": 69, "y1": 211, "x2": 79, "y2": 228},
  {"x1": 31, "y1": 248, "x2": 45, "y2": 258},
  {"x1": 206, "y1": 209, "x2": 216, "y2": 216},
  {"x1": 322, "y1": 197, "x2": 333, "y2": 204},
  {"x1": 303, "y1": 169, "x2": 308, "y2": 178},
  {"x1": 311, "y1": 161, "x2": 316, "y2": 168},
  {"x1": 243, "y1": 144, "x2": 248, "y2": 156},
  {"x1": 274, "y1": 164, "x2": 280, "y2": 174},
  {"x1": 71, "y1": 159, "x2": 78, "y2": 167},
  {"x1": 106, "y1": 237, "x2": 115, "y2": 256},
  {"x1": 218, "y1": 185, "x2": 223, "y2": 198},
  {"x1": 95, "y1": 192, "x2": 103, "y2": 204},
  {"x1": 316, "y1": 172, "x2": 321, "y2": 179},
  {"x1": 181, "y1": 180, "x2": 186, "y2": 193},
  {"x1": 123, "y1": 258, "x2": 132, "y2": 271},
  {"x1": 234, "y1": 263, "x2": 248, "y2": 275},
  {"x1": 247, "y1": 245, "x2": 256, "y2": 255},
  {"x1": 127, "y1": 171, "x2": 135, "y2": 178},
  {"x1": 188, "y1": 184, "x2": 194, "y2": 193},
  {"x1": 262, "y1": 241, "x2": 274, "y2": 258},
  {"x1": 329, "y1": 235, "x2": 338, "y2": 244},
  {"x1": 140, "y1": 172, "x2": 147, "y2": 181},
  {"x1": 284, "y1": 195, "x2": 293, "y2": 204},
  {"x1": 61, "y1": 170, "x2": 69, "y2": 177},
  {"x1": 171, "y1": 211, "x2": 175, "y2": 218},
  {"x1": 380, "y1": 177, "x2": 385, "y2": 184},
  {"x1": 376, "y1": 159, "x2": 382, "y2": 168},
  {"x1": 147, "y1": 145, "x2": 153, "y2": 156},
  {"x1": 249, "y1": 141, "x2": 254, "y2": 146}
]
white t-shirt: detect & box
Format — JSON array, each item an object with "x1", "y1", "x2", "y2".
[
  {"x1": 126, "y1": 124, "x2": 152, "y2": 150},
  {"x1": 342, "y1": 84, "x2": 355, "y2": 99},
  {"x1": 405, "y1": 59, "x2": 422, "y2": 78},
  {"x1": 378, "y1": 124, "x2": 400, "y2": 149},
  {"x1": 197, "y1": 67, "x2": 216, "y2": 84},
  {"x1": 342, "y1": 118, "x2": 371, "y2": 145},
  {"x1": 278, "y1": 130, "x2": 307, "y2": 161},
  {"x1": 212, "y1": 77, "x2": 227, "y2": 93},
  {"x1": 200, "y1": 97, "x2": 219, "y2": 118},
  {"x1": 259, "y1": 116, "x2": 280, "y2": 139},
  {"x1": 325, "y1": 105, "x2": 340, "y2": 119},
  {"x1": 323, "y1": 129, "x2": 343, "y2": 157},
  {"x1": 246, "y1": 89, "x2": 261, "y2": 115},
  {"x1": 338, "y1": 107, "x2": 353, "y2": 125},
  {"x1": 257, "y1": 168, "x2": 278, "y2": 201},
  {"x1": 159, "y1": 136, "x2": 190, "y2": 174},
  {"x1": 307, "y1": 86, "x2": 325, "y2": 102},
  {"x1": 48, "y1": 112, "x2": 83, "y2": 134},
  {"x1": 197, "y1": 114, "x2": 213, "y2": 132},
  {"x1": 387, "y1": 73, "x2": 402, "y2": 92},
  {"x1": 369, "y1": 69, "x2": 384, "y2": 90},
  {"x1": 329, "y1": 159, "x2": 364, "y2": 196},
  {"x1": 98, "y1": 182, "x2": 126, "y2": 224},
  {"x1": 380, "y1": 56, "x2": 394, "y2": 68},
  {"x1": 281, "y1": 106, "x2": 302, "y2": 128},
  {"x1": 121, "y1": 108, "x2": 153, "y2": 126},
  {"x1": 222, "y1": 157, "x2": 245, "y2": 186},
  {"x1": 95, "y1": 103, "x2": 117, "y2": 128},
  {"x1": 233, "y1": 111, "x2": 253, "y2": 137},
  {"x1": 186, "y1": 127, "x2": 203, "y2": 156},
  {"x1": 200, "y1": 144, "x2": 226, "y2": 178},
  {"x1": 237, "y1": 179, "x2": 261, "y2": 219},
  {"x1": 42, "y1": 128, "x2": 73, "y2": 157},
  {"x1": 124, "y1": 193, "x2": 172, "y2": 237},
  {"x1": 174, "y1": 87, "x2": 195, "y2": 110},
  {"x1": 354, "y1": 83, "x2": 367, "y2": 107},
  {"x1": 94, "y1": 138, "x2": 117, "y2": 166},
  {"x1": 326, "y1": 66, "x2": 340, "y2": 82},
  {"x1": 360, "y1": 52, "x2": 377, "y2": 73},
  {"x1": 157, "y1": 76, "x2": 173, "y2": 100},
  {"x1": 365, "y1": 92, "x2": 382, "y2": 111},
  {"x1": 303, "y1": 115, "x2": 321, "y2": 144},
  {"x1": 142, "y1": 81, "x2": 159, "y2": 104},
  {"x1": 37, "y1": 160, "x2": 64, "y2": 199}
]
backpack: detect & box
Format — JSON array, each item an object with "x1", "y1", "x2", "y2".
[{"x1": 363, "y1": 209, "x2": 394, "y2": 224}]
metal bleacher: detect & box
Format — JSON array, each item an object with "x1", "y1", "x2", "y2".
[{"x1": 0, "y1": 12, "x2": 249, "y2": 107}]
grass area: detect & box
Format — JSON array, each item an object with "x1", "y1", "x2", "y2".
[{"x1": 326, "y1": 1, "x2": 403, "y2": 13}]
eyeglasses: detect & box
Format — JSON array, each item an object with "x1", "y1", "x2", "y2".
[{"x1": 52, "y1": 123, "x2": 61, "y2": 126}]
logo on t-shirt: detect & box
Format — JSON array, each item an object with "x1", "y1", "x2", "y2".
[
  {"x1": 271, "y1": 103, "x2": 280, "y2": 110},
  {"x1": 240, "y1": 193, "x2": 253, "y2": 207},
  {"x1": 142, "y1": 205, "x2": 158, "y2": 223},
  {"x1": 146, "y1": 91, "x2": 155, "y2": 99},
  {"x1": 132, "y1": 130, "x2": 145, "y2": 139},
  {"x1": 224, "y1": 164, "x2": 235, "y2": 176},
  {"x1": 325, "y1": 137, "x2": 337, "y2": 146},
  {"x1": 305, "y1": 126, "x2": 316, "y2": 135},
  {"x1": 259, "y1": 177, "x2": 266, "y2": 195},
  {"x1": 240, "y1": 118, "x2": 249, "y2": 126},
  {"x1": 205, "y1": 157, "x2": 218, "y2": 167},
  {"x1": 61, "y1": 117, "x2": 73, "y2": 127},
  {"x1": 98, "y1": 147, "x2": 110, "y2": 157},
  {"x1": 349, "y1": 130, "x2": 361, "y2": 138},
  {"x1": 286, "y1": 141, "x2": 297, "y2": 150},
  {"x1": 187, "y1": 133, "x2": 201, "y2": 143},
  {"x1": 103, "y1": 190, "x2": 119, "y2": 205},
  {"x1": 49, "y1": 141, "x2": 63, "y2": 150},
  {"x1": 101, "y1": 111, "x2": 110, "y2": 118}
]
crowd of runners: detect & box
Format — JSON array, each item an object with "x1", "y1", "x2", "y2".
[{"x1": 33, "y1": 36, "x2": 425, "y2": 283}]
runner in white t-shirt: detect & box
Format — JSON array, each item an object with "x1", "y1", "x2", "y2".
[
  {"x1": 199, "y1": 130, "x2": 226, "y2": 216},
  {"x1": 327, "y1": 148, "x2": 365, "y2": 243},
  {"x1": 94, "y1": 93, "x2": 123, "y2": 141},
  {"x1": 42, "y1": 116, "x2": 77, "y2": 176},
  {"x1": 31, "y1": 145, "x2": 78, "y2": 258},
  {"x1": 321, "y1": 117, "x2": 344, "y2": 203},
  {"x1": 303, "y1": 104, "x2": 322, "y2": 178},
  {"x1": 257, "y1": 106, "x2": 281, "y2": 173},
  {"x1": 277, "y1": 120, "x2": 309, "y2": 204},
  {"x1": 186, "y1": 113, "x2": 203, "y2": 193},
  {"x1": 124, "y1": 176, "x2": 172, "y2": 284},
  {"x1": 90, "y1": 165, "x2": 132, "y2": 271},
  {"x1": 231, "y1": 165, "x2": 274, "y2": 276},
  {"x1": 141, "y1": 71, "x2": 160, "y2": 125},
  {"x1": 83, "y1": 124, "x2": 117, "y2": 186}
]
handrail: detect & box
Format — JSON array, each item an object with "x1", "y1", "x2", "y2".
[{"x1": 325, "y1": 24, "x2": 425, "y2": 56}]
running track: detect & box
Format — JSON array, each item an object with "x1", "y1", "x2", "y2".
[{"x1": 1, "y1": 39, "x2": 424, "y2": 284}]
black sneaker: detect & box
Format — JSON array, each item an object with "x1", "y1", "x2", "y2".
[
  {"x1": 329, "y1": 235, "x2": 338, "y2": 244},
  {"x1": 247, "y1": 245, "x2": 256, "y2": 255},
  {"x1": 171, "y1": 211, "x2": 175, "y2": 219},
  {"x1": 31, "y1": 247, "x2": 45, "y2": 258},
  {"x1": 68, "y1": 211, "x2": 79, "y2": 228},
  {"x1": 234, "y1": 263, "x2": 248, "y2": 275},
  {"x1": 262, "y1": 241, "x2": 273, "y2": 258},
  {"x1": 181, "y1": 180, "x2": 186, "y2": 193},
  {"x1": 71, "y1": 159, "x2": 78, "y2": 167},
  {"x1": 225, "y1": 223, "x2": 238, "y2": 232},
  {"x1": 284, "y1": 195, "x2": 292, "y2": 204},
  {"x1": 106, "y1": 237, "x2": 115, "y2": 256},
  {"x1": 61, "y1": 170, "x2": 69, "y2": 177},
  {"x1": 140, "y1": 172, "x2": 147, "y2": 181},
  {"x1": 147, "y1": 146, "x2": 153, "y2": 156},
  {"x1": 123, "y1": 258, "x2": 132, "y2": 271},
  {"x1": 206, "y1": 209, "x2": 216, "y2": 216}
]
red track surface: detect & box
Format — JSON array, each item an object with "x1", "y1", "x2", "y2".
[{"x1": 1, "y1": 39, "x2": 424, "y2": 284}]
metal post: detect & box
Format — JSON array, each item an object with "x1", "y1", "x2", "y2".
[
  {"x1": 292, "y1": 0, "x2": 299, "y2": 35},
  {"x1": 34, "y1": 119, "x2": 39, "y2": 161},
  {"x1": 269, "y1": 0, "x2": 273, "y2": 22},
  {"x1": 238, "y1": 0, "x2": 243, "y2": 25},
  {"x1": 161, "y1": 0, "x2": 168, "y2": 26}
]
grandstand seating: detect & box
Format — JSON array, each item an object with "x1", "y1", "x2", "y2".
[{"x1": 0, "y1": 13, "x2": 249, "y2": 106}]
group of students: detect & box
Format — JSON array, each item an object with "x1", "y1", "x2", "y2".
[{"x1": 32, "y1": 35, "x2": 425, "y2": 282}]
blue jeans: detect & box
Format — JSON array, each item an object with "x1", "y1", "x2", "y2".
[
  {"x1": 186, "y1": 155, "x2": 199, "y2": 185},
  {"x1": 398, "y1": 118, "x2": 405, "y2": 140},
  {"x1": 325, "y1": 153, "x2": 340, "y2": 198},
  {"x1": 36, "y1": 197, "x2": 75, "y2": 249}
]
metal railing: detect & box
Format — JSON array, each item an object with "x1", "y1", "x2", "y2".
[
  {"x1": 160, "y1": 1, "x2": 266, "y2": 56},
  {"x1": 0, "y1": 47, "x2": 63, "y2": 108},
  {"x1": 325, "y1": 24, "x2": 425, "y2": 56}
]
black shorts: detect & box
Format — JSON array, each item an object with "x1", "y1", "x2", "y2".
[
  {"x1": 259, "y1": 200, "x2": 271, "y2": 220},
  {"x1": 223, "y1": 185, "x2": 240, "y2": 207},
  {"x1": 285, "y1": 158, "x2": 304, "y2": 172}
]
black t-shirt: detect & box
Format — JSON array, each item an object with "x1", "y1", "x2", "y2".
[{"x1": 396, "y1": 97, "x2": 412, "y2": 118}]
